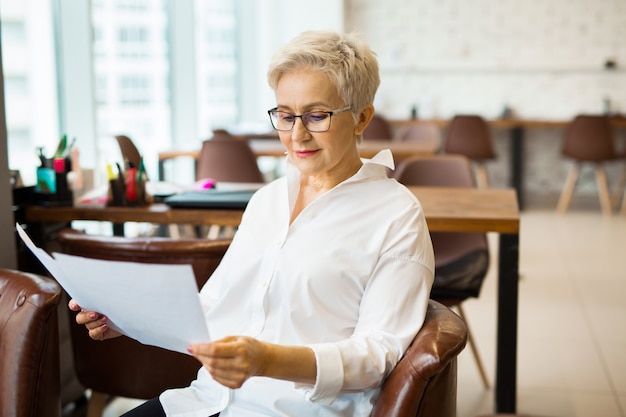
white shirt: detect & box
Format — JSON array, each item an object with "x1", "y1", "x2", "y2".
[{"x1": 160, "y1": 150, "x2": 434, "y2": 417}]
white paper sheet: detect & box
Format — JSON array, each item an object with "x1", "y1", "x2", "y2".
[{"x1": 16, "y1": 224, "x2": 210, "y2": 354}]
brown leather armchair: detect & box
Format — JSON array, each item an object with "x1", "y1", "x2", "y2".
[
  {"x1": 0, "y1": 268, "x2": 63, "y2": 417},
  {"x1": 371, "y1": 300, "x2": 468, "y2": 417},
  {"x1": 55, "y1": 229, "x2": 231, "y2": 417}
]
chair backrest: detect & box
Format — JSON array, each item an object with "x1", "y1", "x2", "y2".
[
  {"x1": 0, "y1": 268, "x2": 62, "y2": 417},
  {"x1": 115, "y1": 135, "x2": 143, "y2": 170},
  {"x1": 196, "y1": 130, "x2": 265, "y2": 183},
  {"x1": 371, "y1": 300, "x2": 467, "y2": 417},
  {"x1": 394, "y1": 155, "x2": 489, "y2": 299},
  {"x1": 394, "y1": 122, "x2": 442, "y2": 152},
  {"x1": 562, "y1": 114, "x2": 616, "y2": 162},
  {"x1": 363, "y1": 113, "x2": 393, "y2": 140},
  {"x1": 394, "y1": 154, "x2": 476, "y2": 188},
  {"x1": 444, "y1": 115, "x2": 495, "y2": 161},
  {"x1": 55, "y1": 229, "x2": 231, "y2": 399}
]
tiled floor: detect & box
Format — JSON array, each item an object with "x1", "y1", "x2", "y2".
[
  {"x1": 69, "y1": 209, "x2": 626, "y2": 417},
  {"x1": 457, "y1": 209, "x2": 626, "y2": 417}
]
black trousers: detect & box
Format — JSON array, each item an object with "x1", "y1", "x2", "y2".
[{"x1": 120, "y1": 397, "x2": 220, "y2": 417}]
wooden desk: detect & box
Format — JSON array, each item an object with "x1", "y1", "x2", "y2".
[
  {"x1": 158, "y1": 139, "x2": 438, "y2": 181},
  {"x1": 25, "y1": 186, "x2": 520, "y2": 413}
]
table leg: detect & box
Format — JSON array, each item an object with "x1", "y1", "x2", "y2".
[
  {"x1": 510, "y1": 127, "x2": 524, "y2": 210},
  {"x1": 495, "y1": 232, "x2": 519, "y2": 413},
  {"x1": 112, "y1": 223, "x2": 124, "y2": 236},
  {"x1": 158, "y1": 160, "x2": 165, "y2": 181}
]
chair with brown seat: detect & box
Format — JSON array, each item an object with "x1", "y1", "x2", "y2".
[
  {"x1": 556, "y1": 114, "x2": 619, "y2": 216},
  {"x1": 394, "y1": 154, "x2": 491, "y2": 389},
  {"x1": 394, "y1": 121, "x2": 442, "y2": 152},
  {"x1": 0, "y1": 268, "x2": 63, "y2": 417},
  {"x1": 444, "y1": 115, "x2": 496, "y2": 188},
  {"x1": 195, "y1": 130, "x2": 266, "y2": 238},
  {"x1": 363, "y1": 113, "x2": 393, "y2": 141},
  {"x1": 196, "y1": 129, "x2": 265, "y2": 183},
  {"x1": 55, "y1": 229, "x2": 231, "y2": 417},
  {"x1": 115, "y1": 135, "x2": 145, "y2": 175},
  {"x1": 371, "y1": 300, "x2": 467, "y2": 417}
]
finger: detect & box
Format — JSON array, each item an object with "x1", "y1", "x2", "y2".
[
  {"x1": 68, "y1": 299, "x2": 81, "y2": 311},
  {"x1": 204, "y1": 364, "x2": 248, "y2": 389},
  {"x1": 76, "y1": 311, "x2": 107, "y2": 327},
  {"x1": 88, "y1": 323, "x2": 110, "y2": 341},
  {"x1": 84, "y1": 315, "x2": 108, "y2": 331},
  {"x1": 190, "y1": 337, "x2": 240, "y2": 358}
]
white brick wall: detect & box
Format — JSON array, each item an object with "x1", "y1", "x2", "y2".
[
  {"x1": 347, "y1": 0, "x2": 626, "y2": 207},
  {"x1": 347, "y1": 0, "x2": 625, "y2": 119}
]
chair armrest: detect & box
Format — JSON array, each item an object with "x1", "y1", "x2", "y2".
[{"x1": 371, "y1": 300, "x2": 468, "y2": 417}]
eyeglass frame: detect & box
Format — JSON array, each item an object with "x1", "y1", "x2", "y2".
[{"x1": 267, "y1": 105, "x2": 352, "y2": 133}]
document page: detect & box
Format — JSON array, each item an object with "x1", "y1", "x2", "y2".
[{"x1": 16, "y1": 224, "x2": 210, "y2": 354}]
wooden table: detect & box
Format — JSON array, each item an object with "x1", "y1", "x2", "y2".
[
  {"x1": 25, "y1": 186, "x2": 520, "y2": 413},
  {"x1": 157, "y1": 139, "x2": 438, "y2": 181}
]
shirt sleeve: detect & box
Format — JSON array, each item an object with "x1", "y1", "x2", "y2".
[{"x1": 303, "y1": 253, "x2": 434, "y2": 403}]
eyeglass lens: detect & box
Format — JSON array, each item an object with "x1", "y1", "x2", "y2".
[{"x1": 270, "y1": 111, "x2": 332, "y2": 132}]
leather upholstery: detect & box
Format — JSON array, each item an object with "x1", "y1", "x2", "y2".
[
  {"x1": 55, "y1": 229, "x2": 231, "y2": 402},
  {"x1": 371, "y1": 300, "x2": 467, "y2": 417},
  {"x1": 0, "y1": 268, "x2": 62, "y2": 417}
]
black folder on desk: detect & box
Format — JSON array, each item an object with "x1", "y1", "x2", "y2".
[{"x1": 164, "y1": 190, "x2": 255, "y2": 209}]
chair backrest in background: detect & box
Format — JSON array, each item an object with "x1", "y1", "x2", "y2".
[
  {"x1": 196, "y1": 130, "x2": 265, "y2": 183},
  {"x1": 0, "y1": 268, "x2": 62, "y2": 417},
  {"x1": 363, "y1": 113, "x2": 393, "y2": 141},
  {"x1": 115, "y1": 135, "x2": 143, "y2": 170},
  {"x1": 394, "y1": 122, "x2": 442, "y2": 152},
  {"x1": 394, "y1": 155, "x2": 489, "y2": 296},
  {"x1": 444, "y1": 115, "x2": 495, "y2": 161},
  {"x1": 562, "y1": 114, "x2": 616, "y2": 162}
]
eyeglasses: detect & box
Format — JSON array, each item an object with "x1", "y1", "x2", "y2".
[{"x1": 267, "y1": 105, "x2": 351, "y2": 133}]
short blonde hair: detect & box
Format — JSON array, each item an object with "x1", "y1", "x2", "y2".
[{"x1": 267, "y1": 30, "x2": 380, "y2": 115}]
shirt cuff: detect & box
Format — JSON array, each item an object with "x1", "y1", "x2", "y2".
[{"x1": 299, "y1": 343, "x2": 344, "y2": 405}]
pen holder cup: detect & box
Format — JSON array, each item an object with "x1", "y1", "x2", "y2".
[
  {"x1": 107, "y1": 170, "x2": 148, "y2": 207},
  {"x1": 34, "y1": 157, "x2": 73, "y2": 206}
]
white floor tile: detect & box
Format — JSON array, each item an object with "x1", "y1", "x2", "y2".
[{"x1": 457, "y1": 209, "x2": 626, "y2": 417}]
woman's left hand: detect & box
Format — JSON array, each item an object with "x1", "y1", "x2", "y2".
[{"x1": 188, "y1": 336, "x2": 270, "y2": 389}]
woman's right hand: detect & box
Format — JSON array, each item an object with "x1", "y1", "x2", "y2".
[{"x1": 68, "y1": 299, "x2": 122, "y2": 341}]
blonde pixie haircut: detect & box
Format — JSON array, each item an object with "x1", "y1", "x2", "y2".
[{"x1": 267, "y1": 30, "x2": 380, "y2": 118}]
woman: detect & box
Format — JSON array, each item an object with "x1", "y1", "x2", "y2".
[{"x1": 70, "y1": 30, "x2": 434, "y2": 417}]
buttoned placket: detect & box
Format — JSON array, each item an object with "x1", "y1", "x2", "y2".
[{"x1": 246, "y1": 225, "x2": 288, "y2": 337}]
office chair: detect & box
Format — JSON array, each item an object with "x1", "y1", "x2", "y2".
[
  {"x1": 56, "y1": 229, "x2": 231, "y2": 417},
  {"x1": 556, "y1": 114, "x2": 618, "y2": 216},
  {"x1": 394, "y1": 154, "x2": 491, "y2": 388},
  {"x1": 0, "y1": 268, "x2": 63, "y2": 417},
  {"x1": 444, "y1": 115, "x2": 496, "y2": 188},
  {"x1": 371, "y1": 300, "x2": 467, "y2": 417}
]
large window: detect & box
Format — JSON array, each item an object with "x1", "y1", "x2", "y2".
[
  {"x1": 1, "y1": 0, "x2": 343, "y2": 189},
  {"x1": 91, "y1": 0, "x2": 172, "y2": 180},
  {"x1": 1, "y1": 0, "x2": 59, "y2": 186}
]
